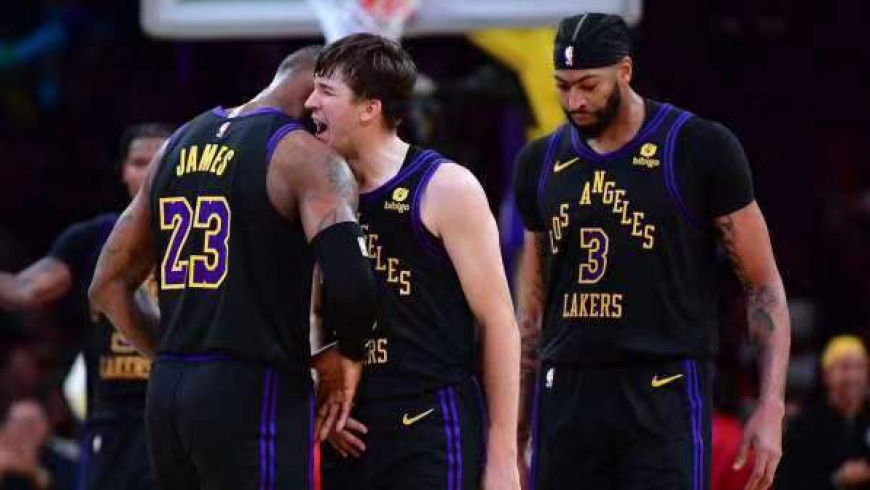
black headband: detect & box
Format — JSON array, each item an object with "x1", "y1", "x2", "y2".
[{"x1": 553, "y1": 13, "x2": 631, "y2": 69}]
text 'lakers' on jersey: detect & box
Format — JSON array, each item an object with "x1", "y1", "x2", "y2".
[
  {"x1": 150, "y1": 107, "x2": 312, "y2": 370},
  {"x1": 523, "y1": 101, "x2": 725, "y2": 365},
  {"x1": 357, "y1": 147, "x2": 475, "y2": 401}
]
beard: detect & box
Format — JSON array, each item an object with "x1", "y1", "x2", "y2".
[{"x1": 565, "y1": 85, "x2": 622, "y2": 138}]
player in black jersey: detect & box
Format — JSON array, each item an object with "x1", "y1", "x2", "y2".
[
  {"x1": 305, "y1": 34, "x2": 521, "y2": 490},
  {"x1": 512, "y1": 14, "x2": 791, "y2": 490},
  {"x1": 0, "y1": 123, "x2": 171, "y2": 490},
  {"x1": 88, "y1": 46, "x2": 378, "y2": 490}
]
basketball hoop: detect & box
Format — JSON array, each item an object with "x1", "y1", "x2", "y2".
[{"x1": 307, "y1": 0, "x2": 420, "y2": 42}]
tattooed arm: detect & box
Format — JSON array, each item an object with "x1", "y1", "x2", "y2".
[
  {"x1": 268, "y1": 130, "x2": 375, "y2": 441},
  {"x1": 516, "y1": 230, "x2": 546, "y2": 488},
  {"x1": 88, "y1": 146, "x2": 164, "y2": 359},
  {"x1": 715, "y1": 201, "x2": 790, "y2": 490}
]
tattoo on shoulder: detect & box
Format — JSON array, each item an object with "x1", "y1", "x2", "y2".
[{"x1": 326, "y1": 158, "x2": 356, "y2": 200}]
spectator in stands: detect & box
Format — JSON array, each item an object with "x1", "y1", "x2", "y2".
[
  {"x1": 0, "y1": 399, "x2": 74, "y2": 490},
  {"x1": 779, "y1": 335, "x2": 870, "y2": 490}
]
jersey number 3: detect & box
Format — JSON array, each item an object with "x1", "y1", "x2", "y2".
[
  {"x1": 578, "y1": 227, "x2": 609, "y2": 284},
  {"x1": 159, "y1": 196, "x2": 230, "y2": 290}
]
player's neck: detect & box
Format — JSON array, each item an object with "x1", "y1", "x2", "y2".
[
  {"x1": 585, "y1": 90, "x2": 645, "y2": 154},
  {"x1": 350, "y1": 132, "x2": 409, "y2": 193}
]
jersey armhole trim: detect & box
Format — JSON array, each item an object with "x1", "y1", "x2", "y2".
[
  {"x1": 664, "y1": 112, "x2": 703, "y2": 227},
  {"x1": 411, "y1": 158, "x2": 451, "y2": 262},
  {"x1": 534, "y1": 126, "x2": 566, "y2": 228},
  {"x1": 265, "y1": 122, "x2": 304, "y2": 164}
]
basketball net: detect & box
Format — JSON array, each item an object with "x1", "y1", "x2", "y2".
[{"x1": 307, "y1": 0, "x2": 419, "y2": 42}]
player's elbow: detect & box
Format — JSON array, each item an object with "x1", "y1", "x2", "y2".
[{"x1": 88, "y1": 276, "x2": 111, "y2": 314}]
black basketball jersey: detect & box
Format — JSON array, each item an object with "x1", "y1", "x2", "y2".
[
  {"x1": 356, "y1": 146, "x2": 476, "y2": 401},
  {"x1": 525, "y1": 101, "x2": 731, "y2": 365},
  {"x1": 150, "y1": 107, "x2": 313, "y2": 370},
  {"x1": 49, "y1": 213, "x2": 150, "y2": 418}
]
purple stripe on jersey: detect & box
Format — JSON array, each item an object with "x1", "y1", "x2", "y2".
[
  {"x1": 266, "y1": 122, "x2": 304, "y2": 164},
  {"x1": 212, "y1": 106, "x2": 287, "y2": 118},
  {"x1": 529, "y1": 375, "x2": 542, "y2": 490},
  {"x1": 359, "y1": 149, "x2": 438, "y2": 204},
  {"x1": 448, "y1": 387, "x2": 463, "y2": 490},
  {"x1": 158, "y1": 352, "x2": 231, "y2": 363},
  {"x1": 308, "y1": 393, "x2": 315, "y2": 490},
  {"x1": 268, "y1": 371, "x2": 278, "y2": 490},
  {"x1": 684, "y1": 360, "x2": 701, "y2": 490},
  {"x1": 689, "y1": 361, "x2": 707, "y2": 490},
  {"x1": 535, "y1": 126, "x2": 566, "y2": 221},
  {"x1": 259, "y1": 370, "x2": 274, "y2": 490},
  {"x1": 664, "y1": 112, "x2": 701, "y2": 227},
  {"x1": 411, "y1": 158, "x2": 450, "y2": 261},
  {"x1": 440, "y1": 389, "x2": 456, "y2": 490},
  {"x1": 569, "y1": 103, "x2": 673, "y2": 162}
]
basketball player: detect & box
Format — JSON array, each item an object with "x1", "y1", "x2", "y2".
[
  {"x1": 305, "y1": 34, "x2": 521, "y2": 490},
  {"x1": 0, "y1": 123, "x2": 171, "y2": 490},
  {"x1": 513, "y1": 14, "x2": 790, "y2": 490},
  {"x1": 88, "y1": 46, "x2": 377, "y2": 490}
]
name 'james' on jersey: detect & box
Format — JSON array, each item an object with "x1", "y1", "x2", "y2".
[{"x1": 149, "y1": 107, "x2": 313, "y2": 369}]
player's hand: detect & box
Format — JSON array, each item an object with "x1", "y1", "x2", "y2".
[
  {"x1": 483, "y1": 449, "x2": 522, "y2": 490},
  {"x1": 734, "y1": 398, "x2": 784, "y2": 490},
  {"x1": 313, "y1": 346, "x2": 363, "y2": 442},
  {"x1": 327, "y1": 417, "x2": 368, "y2": 458}
]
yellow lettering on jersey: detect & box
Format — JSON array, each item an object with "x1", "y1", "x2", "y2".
[
  {"x1": 215, "y1": 150, "x2": 235, "y2": 176},
  {"x1": 611, "y1": 189, "x2": 626, "y2": 214},
  {"x1": 562, "y1": 293, "x2": 624, "y2": 319},
  {"x1": 399, "y1": 270, "x2": 411, "y2": 296},
  {"x1": 592, "y1": 171, "x2": 606, "y2": 194},
  {"x1": 631, "y1": 211, "x2": 646, "y2": 238},
  {"x1": 374, "y1": 246, "x2": 387, "y2": 272},
  {"x1": 211, "y1": 146, "x2": 229, "y2": 173},
  {"x1": 100, "y1": 355, "x2": 151, "y2": 380},
  {"x1": 580, "y1": 182, "x2": 592, "y2": 206},
  {"x1": 620, "y1": 200, "x2": 633, "y2": 225},
  {"x1": 198, "y1": 144, "x2": 217, "y2": 171},
  {"x1": 177, "y1": 148, "x2": 187, "y2": 176},
  {"x1": 110, "y1": 332, "x2": 137, "y2": 354},
  {"x1": 387, "y1": 258, "x2": 400, "y2": 285},
  {"x1": 365, "y1": 338, "x2": 389, "y2": 366},
  {"x1": 185, "y1": 145, "x2": 199, "y2": 173},
  {"x1": 643, "y1": 225, "x2": 655, "y2": 250},
  {"x1": 601, "y1": 181, "x2": 616, "y2": 205}
]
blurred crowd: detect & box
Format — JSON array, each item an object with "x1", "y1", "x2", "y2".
[{"x1": 1, "y1": 1, "x2": 869, "y2": 489}]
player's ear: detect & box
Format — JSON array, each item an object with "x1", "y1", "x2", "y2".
[
  {"x1": 359, "y1": 98, "x2": 381, "y2": 125},
  {"x1": 618, "y1": 56, "x2": 633, "y2": 85}
]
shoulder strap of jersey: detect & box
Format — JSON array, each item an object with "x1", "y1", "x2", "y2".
[
  {"x1": 662, "y1": 108, "x2": 701, "y2": 227},
  {"x1": 411, "y1": 151, "x2": 451, "y2": 262},
  {"x1": 265, "y1": 120, "x2": 306, "y2": 163},
  {"x1": 534, "y1": 124, "x2": 568, "y2": 226}
]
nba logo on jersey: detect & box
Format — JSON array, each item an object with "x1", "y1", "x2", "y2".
[
  {"x1": 546, "y1": 367, "x2": 555, "y2": 389},
  {"x1": 216, "y1": 122, "x2": 231, "y2": 138},
  {"x1": 564, "y1": 46, "x2": 574, "y2": 67}
]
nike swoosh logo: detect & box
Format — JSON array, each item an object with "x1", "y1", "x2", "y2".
[
  {"x1": 402, "y1": 408, "x2": 435, "y2": 426},
  {"x1": 651, "y1": 374, "x2": 684, "y2": 388},
  {"x1": 553, "y1": 157, "x2": 579, "y2": 173}
]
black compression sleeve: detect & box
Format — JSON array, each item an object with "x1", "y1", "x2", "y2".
[{"x1": 311, "y1": 221, "x2": 377, "y2": 360}]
